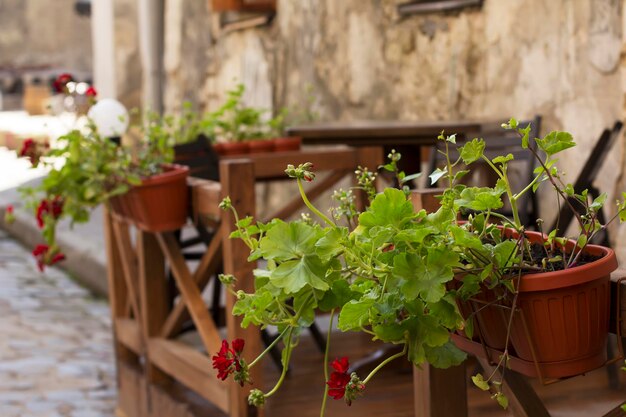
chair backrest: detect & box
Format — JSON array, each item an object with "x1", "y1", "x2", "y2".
[
  {"x1": 428, "y1": 115, "x2": 542, "y2": 227},
  {"x1": 550, "y1": 121, "x2": 624, "y2": 240},
  {"x1": 173, "y1": 134, "x2": 220, "y2": 181}
]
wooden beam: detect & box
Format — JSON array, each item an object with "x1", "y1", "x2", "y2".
[
  {"x1": 103, "y1": 209, "x2": 136, "y2": 362},
  {"x1": 160, "y1": 224, "x2": 224, "y2": 339},
  {"x1": 220, "y1": 159, "x2": 262, "y2": 417},
  {"x1": 111, "y1": 218, "x2": 142, "y2": 326},
  {"x1": 413, "y1": 364, "x2": 468, "y2": 417},
  {"x1": 149, "y1": 338, "x2": 229, "y2": 413},
  {"x1": 189, "y1": 178, "x2": 222, "y2": 223},
  {"x1": 156, "y1": 232, "x2": 222, "y2": 355},
  {"x1": 137, "y1": 231, "x2": 170, "y2": 384},
  {"x1": 115, "y1": 318, "x2": 142, "y2": 355}
]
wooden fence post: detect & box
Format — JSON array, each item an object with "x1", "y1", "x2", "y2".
[{"x1": 220, "y1": 159, "x2": 263, "y2": 417}]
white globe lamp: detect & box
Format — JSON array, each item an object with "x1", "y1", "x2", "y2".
[{"x1": 87, "y1": 98, "x2": 129, "y2": 140}]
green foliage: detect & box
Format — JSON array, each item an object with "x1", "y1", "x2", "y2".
[
  {"x1": 205, "y1": 84, "x2": 268, "y2": 143},
  {"x1": 223, "y1": 121, "x2": 626, "y2": 412}
]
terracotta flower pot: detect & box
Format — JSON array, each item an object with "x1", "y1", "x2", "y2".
[
  {"x1": 116, "y1": 164, "x2": 189, "y2": 232},
  {"x1": 219, "y1": 141, "x2": 249, "y2": 156},
  {"x1": 247, "y1": 139, "x2": 275, "y2": 153},
  {"x1": 273, "y1": 136, "x2": 302, "y2": 152},
  {"x1": 453, "y1": 229, "x2": 617, "y2": 379}
]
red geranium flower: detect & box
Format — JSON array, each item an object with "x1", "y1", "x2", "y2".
[
  {"x1": 85, "y1": 86, "x2": 97, "y2": 97},
  {"x1": 212, "y1": 339, "x2": 249, "y2": 386},
  {"x1": 32, "y1": 244, "x2": 65, "y2": 272},
  {"x1": 36, "y1": 197, "x2": 64, "y2": 229},
  {"x1": 18, "y1": 138, "x2": 48, "y2": 166},
  {"x1": 53, "y1": 73, "x2": 74, "y2": 93},
  {"x1": 327, "y1": 357, "x2": 350, "y2": 400},
  {"x1": 19, "y1": 139, "x2": 35, "y2": 158},
  {"x1": 4, "y1": 205, "x2": 15, "y2": 224}
]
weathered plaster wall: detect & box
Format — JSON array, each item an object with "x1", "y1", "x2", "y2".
[
  {"x1": 163, "y1": 0, "x2": 626, "y2": 258},
  {"x1": 0, "y1": 0, "x2": 92, "y2": 72}
]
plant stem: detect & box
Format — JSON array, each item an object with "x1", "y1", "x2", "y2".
[
  {"x1": 320, "y1": 310, "x2": 336, "y2": 417},
  {"x1": 362, "y1": 344, "x2": 407, "y2": 384},
  {"x1": 297, "y1": 178, "x2": 335, "y2": 226},
  {"x1": 264, "y1": 327, "x2": 294, "y2": 398},
  {"x1": 248, "y1": 326, "x2": 290, "y2": 368}
]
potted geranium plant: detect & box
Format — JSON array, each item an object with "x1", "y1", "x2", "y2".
[
  {"x1": 207, "y1": 84, "x2": 271, "y2": 155},
  {"x1": 12, "y1": 113, "x2": 188, "y2": 271},
  {"x1": 213, "y1": 119, "x2": 626, "y2": 412}
]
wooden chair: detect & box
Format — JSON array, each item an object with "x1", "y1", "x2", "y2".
[
  {"x1": 427, "y1": 115, "x2": 542, "y2": 228},
  {"x1": 549, "y1": 121, "x2": 624, "y2": 245}
]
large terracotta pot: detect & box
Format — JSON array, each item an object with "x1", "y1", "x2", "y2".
[
  {"x1": 273, "y1": 136, "x2": 302, "y2": 152},
  {"x1": 111, "y1": 164, "x2": 189, "y2": 232},
  {"x1": 453, "y1": 229, "x2": 617, "y2": 379}
]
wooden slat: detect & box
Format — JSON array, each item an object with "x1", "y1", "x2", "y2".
[
  {"x1": 220, "y1": 159, "x2": 263, "y2": 417},
  {"x1": 156, "y1": 232, "x2": 222, "y2": 355},
  {"x1": 111, "y1": 218, "x2": 142, "y2": 325},
  {"x1": 602, "y1": 402, "x2": 626, "y2": 417},
  {"x1": 103, "y1": 209, "x2": 135, "y2": 363},
  {"x1": 242, "y1": 147, "x2": 359, "y2": 179},
  {"x1": 161, "y1": 224, "x2": 224, "y2": 339},
  {"x1": 115, "y1": 318, "x2": 142, "y2": 354},
  {"x1": 149, "y1": 338, "x2": 229, "y2": 413},
  {"x1": 264, "y1": 169, "x2": 348, "y2": 221},
  {"x1": 137, "y1": 231, "x2": 170, "y2": 384},
  {"x1": 609, "y1": 269, "x2": 626, "y2": 335},
  {"x1": 413, "y1": 364, "x2": 468, "y2": 417},
  {"x1": 189, "y1": 177, "x2": 222, "y2": 222}
]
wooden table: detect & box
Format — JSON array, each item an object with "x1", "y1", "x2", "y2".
[
  {"x1": 287, "y1": 120, "x2": 483, "y2": 146},
  {"x1": 287, "y1": 120, "x2": 484, "y2": 177}
]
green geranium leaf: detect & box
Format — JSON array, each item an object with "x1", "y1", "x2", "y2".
[
  {"x1": 519, "y1": 124, "x2": 531, "y2": 149},
  {"x1": 492, "y1": 153, "x2": 514, "y2": 165},
  {"x1": 472, "y1": 374, "x2": 490, "y2": 391},
  {"x1": 315, "y1": 227, "x2": 348, "y2": 259},
  {"x1": 536, "y1": 131, "x2": 575, "y2": 156},
  {"x1": 427, "y1": 295, "x2": 463, "y2": 329},
  {"x1": 338, "y1": 298, "x2": 376, "y2": 331},
  {"x1": 429, "y1": 167, "x2": 448, "y2": 185},
  {"x1": 459, "y1": 138, "x2": 485, "y2": 164},
  {"x1": 318, "y1": 279, "x2": 356, "y2": 311},
  {"x1": 359, "y1": 188, "x2": 415, "y2": 229},
  {"x1": 455, "y1": 184, "x2": 505, "y2": 211},
  {"x1": 372, "y1": 321, "x2": 407, "y2": 343},
  {"x1": 457, "y1": 274, "x2": 481, "y2": 300},
  {"x1": 425, "y1": 341, "x2": 467, "y2": 369},
  {"x1": 270, "y1": 255, "x2": 329, "y2": 293},
  {"x1": 590, "y1": 192, "x2": 607, "y2": 211},
  {"x1": 400, "y1": 172, "x2": 422, "y2": 184},
  {"x1": 492, "y1": 240, "x2": 518, "y2": 269},
  {"x1": 260, "y1": 221, "x2": 322, "y2": 261},
  {"x1": 396, "y1": 248, "x2": 458, "y2": 303}
]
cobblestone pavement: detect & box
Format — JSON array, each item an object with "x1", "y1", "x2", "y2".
[{"x1": 0, "y1": 229, "x2": 116, "y2": 417}]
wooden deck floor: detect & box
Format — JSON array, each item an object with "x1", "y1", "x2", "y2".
[{"x1": 178, "y1": 331, "x2": 626, "y2": 417}]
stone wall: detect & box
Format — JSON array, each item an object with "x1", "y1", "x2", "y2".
[
  {"x1": 0, "y1": 0, "x2": 92, "y2": 73},
  {"x1": 163, "y1": 0, "x2": 626, "y2": 258}
]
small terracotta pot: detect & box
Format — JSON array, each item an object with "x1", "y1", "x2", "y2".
[
  {"x1": 123, "y1": 164, "x2": 189, "y2": 232},
  {"x1": 273, "y1": 136, "x2": 302, "y2": 152},
  {"x1": 247, "y1": 139, "x2": 275, "y2": 153},
  {"x1": 219, "y1": 141, "x2": 249, "y2": 156}
]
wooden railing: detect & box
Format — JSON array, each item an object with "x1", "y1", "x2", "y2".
[{"x1": 104, "y1": 146, "x2": 382, "y2": 417}]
